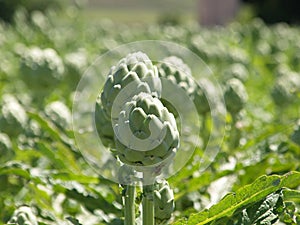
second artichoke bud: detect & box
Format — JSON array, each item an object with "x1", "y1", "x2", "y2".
[{"x1": 154, "y1": 180, "x2": 175, "y2": 224}]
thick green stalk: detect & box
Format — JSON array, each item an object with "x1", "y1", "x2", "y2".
[
  {"x1": 143, "y1": 184, "x2": 154, "y2": 225},
  {"x1": 124, "y1": 185, "x2": 136, "y2": 225}
]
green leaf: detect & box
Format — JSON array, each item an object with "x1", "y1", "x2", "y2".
[
  {"x1": 282, "y1": 188, "x2": 300, "y2": 201},
  {"x1": 0, "y1": 162, "x2": 31, "y2": 179},
  {"x1": 233, "y1": 190, "x2": 284, "y2": 225},
  {"x1": 51, "y1": 172, "x2": 99, "y2": 184},
  {"x1": 27, "y1": 110, "x2": 78, "y2": 153},
  {"x1": 35, "y1": 142, "x2": 67, "y2": 169},
  {"x1": 174, "y1": 171, "x2": 300, "y2": 225}
]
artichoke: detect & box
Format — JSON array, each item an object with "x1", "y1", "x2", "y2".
[
  {"x1": 0, "y1": 132, "x2": 13, "y2": 163},
  {"x1": 44, "y1": 101, "x2": 71, "y2": 129},
  {"x1": 158, "y1": 56, "x2": 196, "y2": 117},
  {"x1": 8, "y1": 206, "x2": 38, "y2": 225},
  {"x1": 0, "y1": 94, "x2": 28, "y2": 137},
  {"x1": 154, "y1": 180, "x2": 174, "y2": 224},
  {"x1": 20, "y1": 46, "x2": 64, "y2": 92},
  {"x1": 224, "y1": 78, "x2": 248, "y2": 114},
  {"x1": 158, "y1": 56, "x2": 210, "y2": 116},
  {"x1": 114, "y1": 92, "x2": 179, "y2": 167}
]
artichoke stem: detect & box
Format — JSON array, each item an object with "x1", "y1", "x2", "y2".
[
  {"x1": 124, "y1": 185, "x2": 136, "y2": 225},
  {"x1": 143, "y1": 184, "x2": 154, "y2": 225}
]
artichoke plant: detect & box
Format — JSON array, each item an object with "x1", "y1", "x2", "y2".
[
  {"x1": 95, "y1": 52, "x2": 182, "y2": 225},
  {"x1": 8, "y1": 206, "x2": 38, "y2": 225}
]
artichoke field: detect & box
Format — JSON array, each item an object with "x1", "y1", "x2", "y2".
[{"x1": 0, "y1": 8, "x2": 300, "y2": 225}]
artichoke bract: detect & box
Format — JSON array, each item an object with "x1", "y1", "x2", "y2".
[
  {"x1": 224, "y1": 78, "x2": 248, "y2": 115},
  {"x1": 8, "y1": 206, "x2": 38, "y2": 225},
  {"x1": 154, "y1": 180, "x2": 175, "y2": 224},
  {"x1": 114, "y1": 92, "x2": 179, "y2": 167}
]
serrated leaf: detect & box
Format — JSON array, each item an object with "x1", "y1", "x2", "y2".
[
  {"x1": 233, "y1": 190, "x2": 284, "y2": 225},
  {"x1": 174, "y1": 171, "x2": 300, "y2": 225}
]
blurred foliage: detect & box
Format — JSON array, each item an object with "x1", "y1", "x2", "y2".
[{"x1": 0, "y1": 5, "x2": 300, "y2": 225}]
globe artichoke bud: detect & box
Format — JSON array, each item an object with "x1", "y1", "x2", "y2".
[
  {"x1": 114, "y1": 92, "x2": 179, "y2": 167},
  {"x1": 20, "y1": 46, "x2": 64, "y2": 92},
  {"x1": 154, "y1": 180, "x2": 175, "y2": 224},
  {"x1": 271, "y1": 73, "x2": 300, "y2": 107},
  {"x1": 224, "y1": 78, "x2": 248, "y2": 115},
  {"x1": 8, "y1": 206, "x2": 38, "y2": 225},
  {"x1": 44, "y1": 101, "x2": 71, "y2": 130},
  {"x1": 158, "y1": 56, "x2": 195, "y2": 96},
  {"x1": 100, "y1": 51, "x2": 161, "y2": 122},
  {"x1": 0, "y1": 132, "x2": 13, "y2": 163},
  {"x1": 158, "y1": 56, "x2": 210, "y2": 117},
  {"x1": 0, "y1": 94, "x2": 28, "y2": 137}
]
